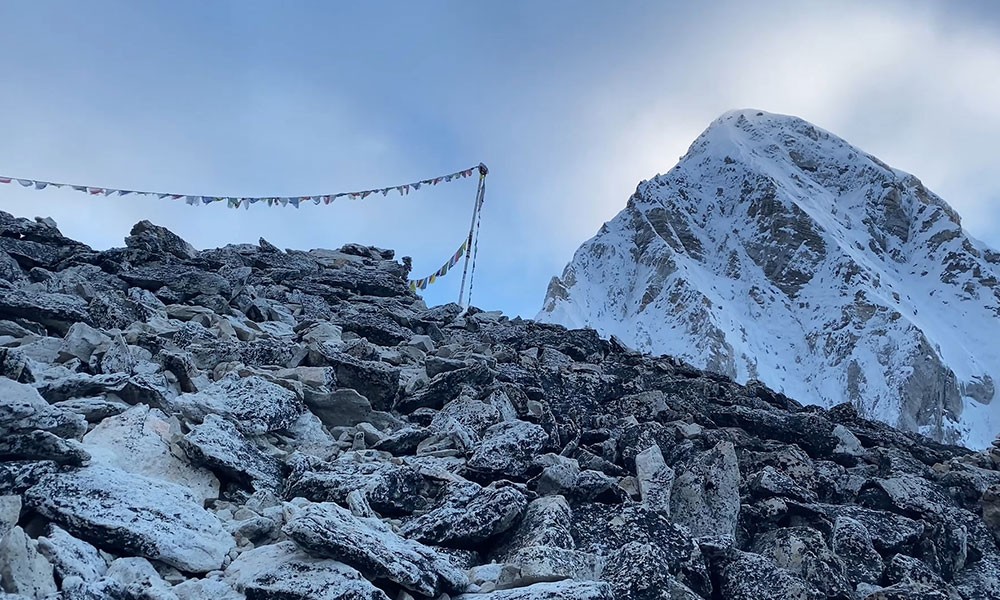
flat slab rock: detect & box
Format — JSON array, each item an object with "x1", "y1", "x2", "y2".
[
  {"x1": 0, "y1": 377, "x2": 87, "y2": 439},
  {"x1": 284, "y1": 501, "x2": 468, "y2": 597},
  {"x1": 454, "y1": 580, "x2": 614, "y2": 599},
  {"x1": 169, "y1": 373, "x2": 304, "y2": 434},
  {"x1": 226, "y1": 541, "x2": 389, "y2": 600},
  {"x1": 23, "y1": 464, "x2": 236, "y2": 573}
]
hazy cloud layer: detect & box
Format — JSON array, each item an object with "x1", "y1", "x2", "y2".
[{"x1": 1, "y1": 1, "x2": 997, "y2": 317}]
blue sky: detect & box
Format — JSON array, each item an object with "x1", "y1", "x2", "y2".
[{"x1": 1, "y1": 1, "x2": 999, "y2": 317}]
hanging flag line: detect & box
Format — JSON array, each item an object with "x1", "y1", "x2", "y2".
[
  {"x1": 2, "y1": 161, "x2": 489, "y2": 301},
  {"x1": 409, "y1": 238, "x2": 469, "y2": 292},
  {"x1": 0, "y1": 165, "x2": 480, "y2": 209}
]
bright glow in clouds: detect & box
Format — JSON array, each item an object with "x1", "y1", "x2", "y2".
[{"x1": 0, "y1": 0, "x2": 998, "y2": 318}]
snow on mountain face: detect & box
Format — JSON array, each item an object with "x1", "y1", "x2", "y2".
[{"x1": 540, "y1": 109, "x2": 1000, "y2": 448}]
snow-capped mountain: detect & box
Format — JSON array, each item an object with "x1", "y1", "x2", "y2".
[{"x1": 539, "y1": 109, "x2": 1000, "y2": 448}]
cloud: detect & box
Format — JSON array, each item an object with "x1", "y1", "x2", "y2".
[{"x1": 0, "y1": 1, "x2": 997, "y2": 318}]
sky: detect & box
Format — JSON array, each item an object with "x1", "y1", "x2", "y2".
[{"x1": 1, "y1": 1, "x2": 998, "y2": 318}]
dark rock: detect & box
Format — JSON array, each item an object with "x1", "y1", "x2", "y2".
[
  {"x1": 286, "y1": 455, "x2": 427, "y2": 515},
  {"x1": 124, "y1": 220, "x2": 198, "y2": 261},
  {"x1": 322, "y1": 352, "x2": 399, "y2": 411},
  {"x1": 402, "y1": 483, "x2": 528, "y2": 548},
  {"x1": 467, "y1": 420, "x2": 549, "y2": 479},
  {"x1": 492, "y1": 496, "x2": 575, "y2": 563},
  {"x1": 305, "y1": 387, "x2": 401, "y2": 431},
  {"x1": 1, "y1": 377, "x2": 88, "y2": 439},
  {"x1": 372, "y1": 426, "x2": 431, "y2": 456},
  {"x1": 572, "y1": 504, "x2": 709, "y2": 596},
  {"x1": 708, "y1": 548, "x2": 825, "y2": 600},
  {"x1": 0, "y1": 430, "x2": 90, "y2": 465},
  {"x1": 119, "y1": 265, "x2": 231, "y2": 302},
  {"x1": 831, "y1": 516, "x2": 884, "y2": 586},
  {"x1": 821, "y1": 504, "x2": 925, "y2": 553},
  {"x1": 35, "y1": 372, "x2": 167, "y2": 407},
  {"x1": 0, "y1": 289, "x2": 91, "y2": 334},
  {"x1": 453, "y1": 580, "x2": 614, "y2": 599},
  {"x1": 426, "y1": 355, "x2": 467, "y2": 377},
  {"x1": 751, "y1": 526, "x2": 851, "y2": 598},
  {"x1": 602, "y1": 542, "x2": 702, "y2": 600},
  {"x1": 331, "y1": 304, "x2": 410, "y2": 346},
  {"x1": 397, "y1": 361, "x2": 494, "y2": 413}
]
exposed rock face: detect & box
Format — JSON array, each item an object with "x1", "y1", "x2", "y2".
[
  {"x1": 539, "y1": 109, "x2": 1000, "y2": 449},
  {"x1": 1, "y1": 212, "x2": 1000, "y2": 599}
]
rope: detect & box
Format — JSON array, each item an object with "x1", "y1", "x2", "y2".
[
  {"x1": 465, "y1": 172, "x2": 487, "y2": 308},
  {"x1": 458, "y1": 164, "x2": 488, "y2": 306},
  {"x1": 0, "y1": 165, "x2": 481, "y2": 208}
]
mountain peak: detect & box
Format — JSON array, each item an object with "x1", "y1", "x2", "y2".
[{"x1": 541, "y1": 111, "x2": 1000, "y2": 448}]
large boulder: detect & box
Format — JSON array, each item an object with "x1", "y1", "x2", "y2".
[
  {"x1": 670, "y1": 440, "x2": 741, "y2": 538},
  {"x1": 225, "y1": 541, "x2": 389, "y2": 600},
  {"x1": 453, "y1": 580, "x2": 614, "y2": 600},
  {"x1": 402, "y1": 483, "x2": 528, "y2": 548},
  {"x1": 169, "y1": 373, "x2": 304, "y2": 434},
  {"x1": 0, "y1": 526, "x2": 57, "y2": 598},
  {"x1": 24, "y1": 465, "x2": 235, "y2": 573},
  {"x1": 36, "y1": 524, "x2": 108, "y2": 583},
  {"x1": 284, "y1": 501, "x2": 468, "y2": 596},
  {"x1": 179, "y1": 414, "x2": 285, "y2": 493},
  {"x1": 709, "y1": 548, "x2": 824, "y2": 600},
  {"x1": 467, "y1": 420, "x2": 549, "y2": 479},
  {"x1": 82, "y1": 404, "x2": 220, "y2": 503},
  {"x1": 124, "y1": 220, "x2": 198, "y2": 261}
]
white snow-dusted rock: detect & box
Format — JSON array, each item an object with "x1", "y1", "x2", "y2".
[
  {"x1": 0, "y1": 495, "x2": 19, "y2": 541},
  {"x1": 0, "y1": 526, "x2": 57, "y2": 599},
  {"x1": 225, "y1": 541, "x2": 388, "y2": 600},
  {"x1": 284, "y1": 501, "x2": 468, "y2": 596},
  {"x1": 36, "y1": 524, "x2": 108, "y2": 582},
  {"x1": 168, "y1": 373, "x2": 304, "y2": 434},
  {"x1": 24, "y1": 465, "x2": 235, "y2": 573},
  {"x1": 670, "y1": 441, "x2": 741, "y2": 538},
  {"x1": 82, "y1": 404, "x2": 220, "y2": 503},
  {"x1": 57, "y1": 323, "x2": 110, "y2": 364},
  {"x1": 279, "y1": 411, "x2": 339, "y2": 460},
  {"x1": 539, "y1": 109, "x2": 1000, "y2": 448},
  {"x1": 496, "y1": 546, "x2": 595, "y2": 589},
  {"x1": 402, "y1": 483, "x2": 528, "y2": 547},
  {"x1": 104, "y1": 557, "x2": 177, "y2": 600},
  {"x1": 172, "y1": 577, "x2": 244, "y2": 600},
  {"x1": 635, "y1": 444, "x2": 675, "y2": 516}
]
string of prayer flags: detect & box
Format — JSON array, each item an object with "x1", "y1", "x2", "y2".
[
  {"x1": 0, "y1": 166, "x2": 480, "y2": 209},
  {"x1": 409, "y1": 238, "x2": 469, "y2": 292}
]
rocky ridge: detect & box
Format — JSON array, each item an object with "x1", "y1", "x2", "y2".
[{"x1": 2, "y1": 211, "x2": 1000, "y2": 599}]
